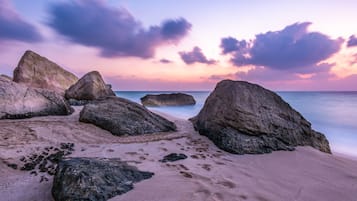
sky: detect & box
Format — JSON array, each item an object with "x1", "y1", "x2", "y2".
[{"x1": 0, "y1": 0, "x2": 357, "y2": 91}]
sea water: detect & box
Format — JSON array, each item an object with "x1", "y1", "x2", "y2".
[{"x1": 115, "y1": 91, "x2": 357, "y2": 157}]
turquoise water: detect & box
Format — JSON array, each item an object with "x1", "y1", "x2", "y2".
[{"x1": 115, "y1": 91, "x2": 357, "y2": 157}]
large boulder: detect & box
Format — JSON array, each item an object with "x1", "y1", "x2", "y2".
[
  {"x1": 52, "y1": 158, "x2": 154, "y2": 201},
  {"x1": 13, "y1": 50, "x2": 78, "y2": 94},
  {"x1": 65, "y1": 71, "x2": 115, "y2": 101},
  {"x1": 0, "y1": 76, "x2": 73, "y2": 119},
  {"x1": 141, "y1": 93, "x2": 196, "y2": 106},
  {"x1": 190, "y1": 80, "x2": 331, "y2": 154},
  {"x1": 79, "y1": 97, "x2": 176, "y2": 136}
]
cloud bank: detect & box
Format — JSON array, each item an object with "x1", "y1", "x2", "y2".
[
  {"x1": 0, "y1": 0, "x2": 42, "y2": 42},
  {"x1": 221, "y1": 22, "x2": 343, "y2": 73},
  {"x1": 48, "y1": 0, "x2": 191, "y2": 58}
]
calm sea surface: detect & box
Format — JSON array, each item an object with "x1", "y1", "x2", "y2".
[{"x1": 115, "y1": 91, "x2": 357, "y2": 157}]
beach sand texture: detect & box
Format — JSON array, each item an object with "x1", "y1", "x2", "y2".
[{"x1": 1, "y1": 107, "x2": 356, "y2": 201}]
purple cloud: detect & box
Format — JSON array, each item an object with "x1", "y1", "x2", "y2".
[
  {"x1": 48, "y1": 0, "x2": 191, "y2": 58},
  {"x1": 159, "y1": 58, "x2": 172, "y2": 64},
  {"x1": 347, "y1": 35, "x2": 357, "y2": 47},
  {"x1": 0, "y1": 0, "x2": 42, "y2": 42},
  {"x1": 222, "y1": 22, "x2": 343, "y2": 73},
  {"x1": 161, "y1": 18, "x2": 192, "y2": 41},
  {"x1": 179, "y1": 46, "x2": 217, "y2": 65},
  {"x1": 220, "y1": 37, "x2": 248, "y2": 54}
]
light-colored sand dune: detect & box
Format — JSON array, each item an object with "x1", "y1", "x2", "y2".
[{"x1": 0, "y1": 107, "x2": 356, "y2": 201}]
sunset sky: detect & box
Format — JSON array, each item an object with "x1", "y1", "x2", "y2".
[{"x1": 1, "y1": 0, "x2": 357, "y2": 91}]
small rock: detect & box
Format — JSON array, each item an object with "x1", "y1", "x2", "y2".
[
  {"x1": 160, "y1": 153, "x2": 188, "y2": 162},
  {"x1": 7, "y1": 163, "x2": 18, "y2": 170},
  {"x1": 21, "y1": 162, "x2": 36, "y2": 171}
]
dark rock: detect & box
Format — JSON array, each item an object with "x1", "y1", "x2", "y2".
[
  {"x1": 21, "y1": 162, "x2": 36, "y2": 171},
  {"x1": 79, "y1": 97, "x2": 176, "y2": 136},
  {"x1": 65, "y1": 71, "x2": 115, "y2": 101},
  {"x1": 47, "y1": 151, "x2": 65, "y2": 163},
  {"x1": 7, "y1": 163, "x2": 18, "y2": 169},
  {"x1": 13, "y1": 50, "x2": 78, "y2": 94},
  {"x1": 141, "y1": 93, "x2": 196, "y2": 106},
  {"x1": 40, "y1": 175, "x2": 48, "y2": 183},
  {"x1": 190, "y1": 80, "x2": 331, "y2": 154},
  {"x1": 52, "y1": 158, "x2": 154, "y2": 201},
  {"x1": 159, "y1": 153, "x2": 188, "y2": 162},
  {"x1": 67, "y1": 99, "x2": 91, "y2": 106},
  {"x1": 60, "y1": 142, "x2": 75, "y2": 151},
  {"x1": 0, "y1": 77, "x2": 74, "y2": 119}
]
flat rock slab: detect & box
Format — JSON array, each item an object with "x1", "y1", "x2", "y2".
[
  {"x1": 79, "y1": 97, "x2": 176, "y2": 136},
  {"x1": 191, "y1": 80, "x2": 331, "y2": 154},
  {"x1": 141, "y1": 93, "x2": 196, "y2": 106},
  {"x1": 52, "y1": 158, "x2": 154, "y2": 201}
]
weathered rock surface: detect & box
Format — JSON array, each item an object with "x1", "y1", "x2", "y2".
[
  {"x1": 52, "y1": 158, "x2": 154, "y2": 201},
  {"x1": 0, "y1": 74, "x2": 12, "y2": 81},
  {"x1": 13, "y1": 50, "x2": 78, "y2": 93},
  {"x1": 0, "y1": 76, "x2": 73, "y2": 119},
  {"x1": 79, "y1": 97, "x2": 176, "y2": 136},
  {"x1": 141, "y1": 93, "x2": 196, "y2": 106},
  {"x1": 190, "y1": 80, "x2": 331, "y2": 154},
  {"x1": 65, "y1": 71, "x2": 115, "y2": 101}
]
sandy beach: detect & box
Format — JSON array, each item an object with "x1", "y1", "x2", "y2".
[{"x1": 1, "y1": 107, "x2": 357, "y2": 201}]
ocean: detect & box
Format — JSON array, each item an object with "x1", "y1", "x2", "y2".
[{"x1": 115, "y1": 91, "x2": 357, "y2": 157}]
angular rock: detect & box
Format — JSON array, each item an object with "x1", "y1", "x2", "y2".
[
  {"x1": 52, "y1": 158, "x2": 154, "y2": 201},
  {"x1": 0, "y1": 76, "x2": 73, "y2": 119},
  {"x1": 190, "y1": 80, "x2": 331, "y2": 154},
  {"x1": 79, "y1": 97, "x2": 176, "y2": 136},
  {"x1": 65, "y1": 71, "x2": 115, "y2": 101},
  {"x1": 13, "y1": 50, "x2": 78, "y2": 94},
  {"x1": 141, "y1": 93, "x2": 196, "y2": 106}
]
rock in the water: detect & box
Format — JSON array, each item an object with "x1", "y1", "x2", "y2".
[
  {"x1": 0, "y1": 76, "x2": 73, "y2": 119},
  {"x1": 141, "y1": 93, "x2": 196, "y2": 106},
  {"x1": 190, "y1": 80, "x2": 331, "y2": 154},
  {"x1": 13, "y1": 50, "x2": 78, "y2": 94},
  {"x1": 65, "y1": 71, "x2": 115, "y2": 101},
  {"x1": 159, "y1": 153, "x2": 188, "y2": 162},
  {"x1": 79, "y1": 97, "x2": 176, "y2": 136},
  {"x1": 52, "y1": 158, "x2": 154, "y2": 201}
]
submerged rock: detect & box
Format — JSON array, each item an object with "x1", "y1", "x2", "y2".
[
  {"x1": 65, "y1": 71, "x2": 115, "y2": 101},
  {"x1": 159, "y1": 153, "x2": 188, "y2": 162},
  {"x1": 141, "y1": 93, "x2": 196, "y2": 106},
  {"x1": 79, "y1": 97, "x2": 176, "y2": 136},
  {"x1": 52, "y1": 158, "x2": 154, "y2": 201},
  {"x1": 190, "y1": 80, "x2": 331, "y2": 154},
  {"x1": 13, "y1": 50, "x2": 78, "y2": 94},
  {"x1": 0, "y1": 77, "x2": 73, "y2": 119}
]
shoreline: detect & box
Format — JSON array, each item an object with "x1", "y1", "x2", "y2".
[{"x1": 1, "y1": 107, "x2": 357, "y2": 201}]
